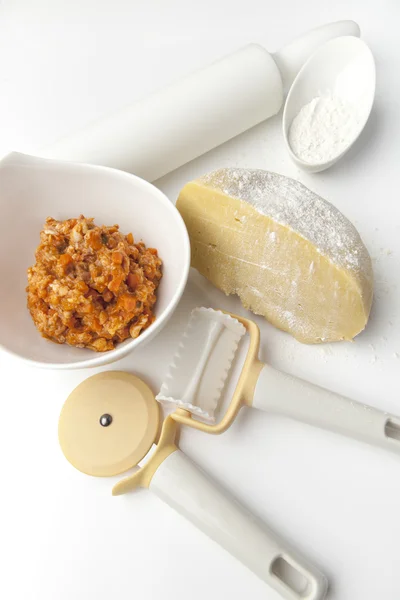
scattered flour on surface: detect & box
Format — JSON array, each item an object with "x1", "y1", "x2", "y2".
[{"x1": 199, "y1": 168, "x2": 371, "y2": 277}]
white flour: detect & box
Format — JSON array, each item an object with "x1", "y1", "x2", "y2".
[{"x1": 288, "y1": 93, "x2": 361, "y2": 164}]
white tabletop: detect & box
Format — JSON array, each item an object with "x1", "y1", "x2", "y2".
[{"x1": 1, "y1": 1, "x2": 400, "y2": 599}]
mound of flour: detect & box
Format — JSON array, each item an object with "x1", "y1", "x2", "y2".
[{"x1": 288, "y1": 93, "x2": 361, "y2": 164}]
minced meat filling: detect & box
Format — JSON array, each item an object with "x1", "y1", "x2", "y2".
[{"x1": 27, "y1": 215, "x2": 162, "y2": 352}]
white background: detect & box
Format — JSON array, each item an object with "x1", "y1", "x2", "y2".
[{"x1": 1, "y1": 1, "x2": 399, "y2": 599}]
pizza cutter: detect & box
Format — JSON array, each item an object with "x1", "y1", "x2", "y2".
[{"x1": 59, "y1": 370, "x2": 327, "y2": 600}]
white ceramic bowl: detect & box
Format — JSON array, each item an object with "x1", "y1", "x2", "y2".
[
  {"x1": 283, "y1": 36, "x2": 376, "y2": 173},
  {"x1": 0, "y1": 153, "x2": 190, "y2": 369}
]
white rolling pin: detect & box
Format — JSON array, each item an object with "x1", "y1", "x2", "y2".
[{"x1": 39, "y1": 20, "x2": 360, "y2": 182}]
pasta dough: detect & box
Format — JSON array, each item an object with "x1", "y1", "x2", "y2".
[{"x1": 176, "y1": 168, "x2": 373, "y2": 343}]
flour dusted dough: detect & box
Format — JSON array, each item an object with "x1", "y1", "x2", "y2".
[{"x1": 176, "y1": 168, "x2": 373, "y2": 343}]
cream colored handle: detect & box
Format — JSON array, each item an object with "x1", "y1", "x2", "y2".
[
  {"x1": 150, "y1": 450, "x2": 327, "y2": 600},
  {"x1": 253, "y1": 364, "x2": 400, "y2": 453}
]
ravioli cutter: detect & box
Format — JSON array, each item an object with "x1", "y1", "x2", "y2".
[
  {"x1": 156, "y1": 308, "x2": 400, "y2": 452},
  {"x1": 59, "y1": 371, "x2": 327, "y2": 600}
]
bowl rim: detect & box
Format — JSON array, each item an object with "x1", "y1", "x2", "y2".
[{"x1": 0, "y1": 153, "x2": 191, "y2": 370}]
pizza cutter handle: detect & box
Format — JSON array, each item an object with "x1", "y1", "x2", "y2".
[
  {"x1": 149, "y1": 449, "x2": 327, "y2": 600},
  {"x1": 253, "y1": 364, "x2": 400, "y2": 453}
]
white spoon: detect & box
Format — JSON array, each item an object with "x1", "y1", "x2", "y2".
[{"x1": 283, "y1": 36, "x2": 376, "y2": 173}]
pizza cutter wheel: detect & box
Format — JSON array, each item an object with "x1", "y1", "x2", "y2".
[
  {"x1": 58, "y1": 371, "x2": 160, "y2": 477},
  {"x1": 58, "y1": 371, "x2": 327, "y2": 600}
]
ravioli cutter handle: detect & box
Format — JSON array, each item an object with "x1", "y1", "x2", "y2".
[
  {"x1": 149, "y1": 449, "x2": 327, "y2": 600},
  {"x1": 253, "y1": 364, "x2": 400, "y2": 453}
]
